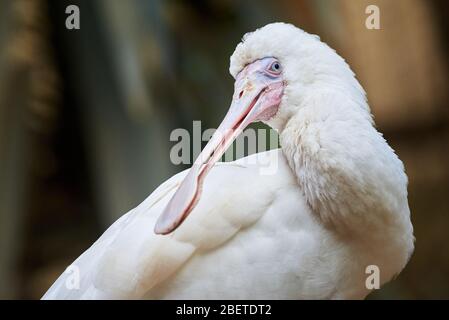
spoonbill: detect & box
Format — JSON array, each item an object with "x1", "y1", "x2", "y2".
[{"x1": 43, "y1": 22, "x2": 414, "y2": 299}]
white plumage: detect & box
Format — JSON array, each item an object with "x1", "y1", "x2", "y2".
[{"x1": 43, "y1": 23, "x2": 414, "y2": 300}]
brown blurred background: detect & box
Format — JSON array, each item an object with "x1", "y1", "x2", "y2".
[{"x1": 0, "y1": 0, "x2": 448, "y2": 299}]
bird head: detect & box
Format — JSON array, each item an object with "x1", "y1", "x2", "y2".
[
  {"x1": 230, "y1": 22, "x2": 370, "y2": 130},
  {"x1": 154, "y1": 22, "x2": 368, "y2": 235}
]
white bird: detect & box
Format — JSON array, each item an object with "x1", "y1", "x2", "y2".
[{"x1": 43, "y1": 23, "x2": 414, "y2": 300}]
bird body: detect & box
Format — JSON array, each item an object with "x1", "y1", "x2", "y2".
[{"x1": 43, "y1": 23, "x2": 414, "y2": 300}]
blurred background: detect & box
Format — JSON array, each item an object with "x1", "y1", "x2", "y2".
[{"x1": 0, "y1": 0, "x2": 448, "y2": 299}]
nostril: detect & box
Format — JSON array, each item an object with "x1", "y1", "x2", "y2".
[{"x1": 239, "y1": 90, "x2": 244, "y2": 99}]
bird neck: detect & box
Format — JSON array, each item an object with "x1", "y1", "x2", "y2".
[{"x1": 279, "y1": 89, "x2": 413, "y2": 243}]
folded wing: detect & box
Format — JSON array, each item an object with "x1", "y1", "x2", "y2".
[{"x1": 42, "y1": 149, "x2": 292, "y2": 299}]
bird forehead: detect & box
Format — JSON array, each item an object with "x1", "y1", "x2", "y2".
[
  {"x1": 235, "y1": 57, "x2": 276, "y2": 80},
  {"x1": 229, "y1": 23, "x2": 303, "y2": 78}
]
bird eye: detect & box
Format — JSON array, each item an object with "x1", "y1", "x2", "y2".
[{"x1": 268, "y1": 61, "x2": 282, "y2": 74}]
